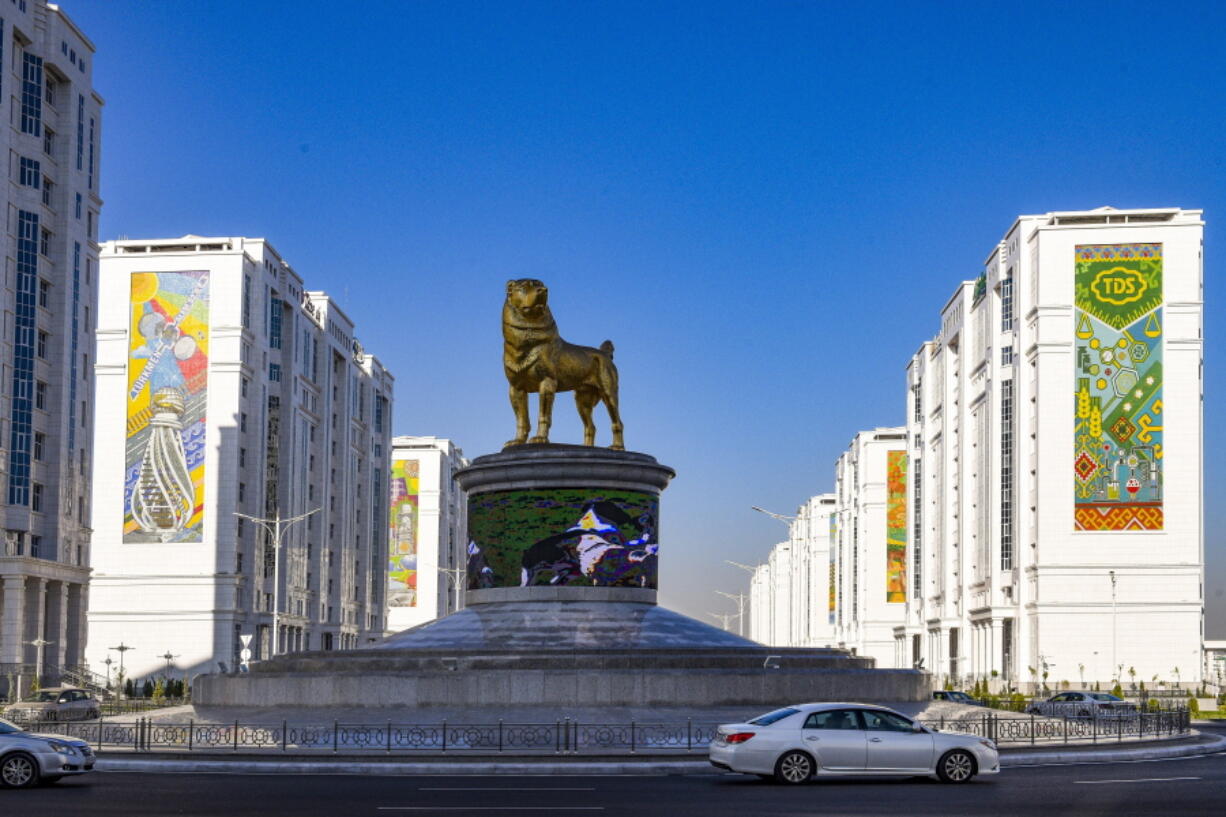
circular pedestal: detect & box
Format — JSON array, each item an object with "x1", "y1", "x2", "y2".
[{"x1": 457, "y1": 445, "x2": 674, "y2": 603}]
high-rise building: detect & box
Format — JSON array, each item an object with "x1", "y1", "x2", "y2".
[
  {"x1": 831, "y1": 427, "x2": 908, "y2": 665},
  {"x1": 787, "y1": 493, "x2": 837, "y2": 647},
  {"x1": 895, "y1": 206, "x2": 1204, "y2": 689},
  {"x1": 88, "y1": 236, "x2": 393, "y2": 682},
  {"x1": 747, "y1": 543, "x2": 788, "y2": 645},
  {"x1": 0, "y1": 1, "x2": 101, "y2": 695},
  {"x1": 386, "y1": 436, "x2": 467, "y2": 634}
]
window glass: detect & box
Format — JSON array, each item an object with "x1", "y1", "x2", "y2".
[
  {"x1": 748, "y1": 707, "x2": 801, "y2": 726},
  {"x1": 803, "y1": 709, "x2": 862, "y2": 730},
  {"x1": 861, "y1": 710, "x2": 915, "y2": 732}
]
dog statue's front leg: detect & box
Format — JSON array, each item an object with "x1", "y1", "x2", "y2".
[
  {"x1": 505, "y1": 385, "x2": 530, "y2": 448},
  {"x1": 530, "y1": 377, "x2": 556, "y2": 444}
]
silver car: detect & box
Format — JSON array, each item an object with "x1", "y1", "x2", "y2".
[
  {"x1": 2, "y1": 687, "x2": 102, "y2": 723},
  {"x1": 709, "y1": 703, "x2": 999, "y2": 784},
  {"x1": 0, "y1": 717, "x2": 95, "y2": 787},
  {"x1": 1024, "y1": 691, "x2": 1136, "y2": 719}
]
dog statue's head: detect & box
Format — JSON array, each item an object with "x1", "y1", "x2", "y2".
[{"x1": 505, "y1": 278, "x2": 550, "y2": 319}]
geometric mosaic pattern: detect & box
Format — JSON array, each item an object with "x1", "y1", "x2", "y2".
[{"x1": 1074, "y1": 244, "x2": 1163, "y2": 531}]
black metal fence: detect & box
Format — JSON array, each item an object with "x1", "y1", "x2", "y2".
[{"x1": 20, "y1": 710, "x2": 1191, "y2": 756}]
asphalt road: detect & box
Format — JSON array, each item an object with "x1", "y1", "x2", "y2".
[{"x1": 4, "y1": 750, "x2": 1226, "y2": 816}]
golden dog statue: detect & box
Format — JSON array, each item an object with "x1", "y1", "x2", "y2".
[{"x1": 503, "y1": 279, "x2": 624, "y2": 450}]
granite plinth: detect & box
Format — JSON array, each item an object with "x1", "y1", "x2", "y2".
[{"x1": 194, "y1": 602, "x2": 931, "y2": 708}]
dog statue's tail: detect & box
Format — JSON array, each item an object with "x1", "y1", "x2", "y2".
[{"x1": 600, "y1": 340, "x2": 614, "y2": 358}]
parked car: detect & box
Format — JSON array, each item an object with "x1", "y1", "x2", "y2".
[
  {"x1": 0, "y1": 717, "x2": 95, "y2": 787},
  {"x1": 1024, "y1": 691, "x2": 1136, "y2": 718},
  {"x1": 709, "y1": 702, "x2": 999, "y2": 785},
  {"x1": 1, "y1": 687, "x2": 101, "y2": 723},
  {"x1": 933, "y1": 691, "x2": 983, "y2": 705}
]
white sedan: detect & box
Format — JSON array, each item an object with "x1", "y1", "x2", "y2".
[{"x1": 709, "y1": 702, "x2": 999, "y2": 784}]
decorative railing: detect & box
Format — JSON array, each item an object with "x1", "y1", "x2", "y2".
[{"x1": 18, "y1": 711, "x2": 1189, "y2": 755}]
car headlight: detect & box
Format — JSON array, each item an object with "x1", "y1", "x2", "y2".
[
  {"x1": 47, "y1": 740, "x2": 76, "y2": 755},
  {"x1": 978, "y1": 738, "x2": 996, "y2": 751}
]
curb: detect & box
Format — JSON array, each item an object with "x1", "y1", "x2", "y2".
[{"x1": 94, "y1": 733, "x2": 1226, "y2": 776}]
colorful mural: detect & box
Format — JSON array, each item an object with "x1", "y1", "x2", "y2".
[
  {"x1": 388, "y1": 459, "x2": 420, "y2": 607},
  {"x1": 1074, "y1": 244, "x2": 1163, "y2": 531},
  {"x1": 124, "y1": 271, "x2": 209, "y2": 543},
  {"x1": 886, "y1": 450, "x2": 907, "y2": 603},
  {"x1": 828, "y1": 513, "x2": 836, "y2": 624},
  {"x1": 466, "y1": 489, "x2": 658, "y2": 589}
]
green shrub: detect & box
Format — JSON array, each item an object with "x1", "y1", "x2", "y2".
[
  {"x1": 1111, "y1": 682, "x2": 1124, "y2": 698},
  {"x1": 1147, "y1": 698, "x2": 1161, "y2": 713}
]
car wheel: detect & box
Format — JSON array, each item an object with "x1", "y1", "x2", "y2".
[
  {"x1": 936, "y1": 750, "x2": 976, "y2": 784},
  {"x1": 773, "y1": 751, "x2": 814, "y2": 785},
  {"x1": 87, "y1": 708, "x2": 101, "y2": 720},
  {"x1": 0, "y1": 752, "x2": 41, "y2": 789}
]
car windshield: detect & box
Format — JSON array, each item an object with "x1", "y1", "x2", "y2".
[
  {"x1": 749, "y1": 707, "x2": 801, "y2": 726},
  {"x1": 1089, "y1": 693, "x2": 1122, "y2": 701},
  {"x1": 0, "y1": 718, "x2": 23, "y2": 734},
  {"x1": 22, "y1": 691, "x2": 59, "y2": 702}
]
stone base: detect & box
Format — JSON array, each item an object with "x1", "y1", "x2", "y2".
[{"x1": 194, "y1": 602, "x2": 930, "y2": 709}]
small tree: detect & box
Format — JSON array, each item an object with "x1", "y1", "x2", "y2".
[
  {"x1": 1187, "y1": 690, "x2": 1199, "y2": 716},
  {"x1": 29, "y1": 675, "x2": 40, "y2": 694},
  {"x1": 1147, "y1": 698, "x2": 1161, "y2": 713},
  {"x1": 1111, "y1": 681, "x2": 1124, "y2": 699},
  {"x1": 1128, "y1": 666, "x2": 1137, "y2": 690},
  {"x1": 124, "y1": 678, "x2": 135, "y2": 698},
  {"x1": 142, "y1": 679, "x2": 154, "y2": 699},
  {"x1": 152, "y1": 677, "x2": 166, "y2": 703},
  {"x1": 1094, "y1": 680, "x2": 1101, "y2": 691}
]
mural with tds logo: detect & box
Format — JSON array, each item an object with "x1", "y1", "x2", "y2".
[
  {"x1": 466, "y1": 489, "x2": 658, "y2": 589},
  {"x1": 388, "y1": 460, "x2": 420, "y2": 607},
  {"x1": 885, "y1": 450, "x2": 907, "y2": 603},
  {"x1": 124, "y1": 271, "x2": 209, "y2": 543},
  {"x1": 1074, "y1": 244, "x2": 1163, "y2": 531}
]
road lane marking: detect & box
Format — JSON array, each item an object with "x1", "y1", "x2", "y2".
[
  {"x1": 1074, "y1": 776, "x2": 1201, "y2": 784},
  {"x1": 378, "y1": 809, "x2": 604, "y2": 812},
  {"x1": 417, "y1": 788, "x2": 597, "y2": 791}
]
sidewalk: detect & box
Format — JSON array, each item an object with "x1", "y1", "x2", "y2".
[{"x1": 93, "y1": 731, "x2": 1225, "y2": 776}]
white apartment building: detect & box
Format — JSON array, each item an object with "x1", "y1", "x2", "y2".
[
  {"x1": 386, "y1": 436, "x2": 467, "y2": 634},
  {"x1": 0, "y1": 0, "x2": 101, "y2": 695},
  {"x1": 832, "y1": 428, "x2": 908, "y2": 665},
  {"x1": 88, "y1": 236, "x2": 393, "y2": 682},
  {"x1": 895, "y1": 207, "x2": 1204, "y2": 690},
  {"x1": 787, "y1": 494, "x2": 838, "y2": 647},
  {"x1": 748, "y1": 543, "x2": 788, "y2": 645}
]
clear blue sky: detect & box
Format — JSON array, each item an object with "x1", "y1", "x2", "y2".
[{"x1": 69, "y1": 1, "x2": 1224, "y2": 631}]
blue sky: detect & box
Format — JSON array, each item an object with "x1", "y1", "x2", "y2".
[{"x1": 69, "y1": 1, "x2": 1224, "y2": 632}]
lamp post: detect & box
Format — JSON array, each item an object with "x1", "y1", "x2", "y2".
[
  {"x1": 103, "y1": 657, "x2": 113, "y2": 692},
  {"x1": 751, "y1": 506, "x2": 796, "y2": 524},
  {"x1": 109, "y1": 643, "x2": 134, "y2": 698},
  {"x1": 24, "y1": 638, "x2": 53, "y2": 686},
  {"x1": 707, "y1": 612, "x2": 735, "y2": 632},
  {"x1": 437, "y1": 566, "x2": 466, "y2": 614},
  {"x1": 160, "y1": 651, "x2": 180, "y2": 678},
  {"x1": 715, "y1": 591, "x2": 748, "y2": 637},
  {"x1": 235, "y1": 508, "x2": 320, "y2": 657},
  {"x1": 1108, "y1": 570, "x2": 1118, "y2": 684}
]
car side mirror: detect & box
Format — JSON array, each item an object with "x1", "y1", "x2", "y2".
[{"x1": 913, "y1": 724, "x2": 927, "y2": 733}]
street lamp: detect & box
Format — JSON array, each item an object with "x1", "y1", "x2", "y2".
[
  {"x1": 235, "y1": 507, "x2": 321, "y2": 657},
  {"x1": 160, "y1": 651, "x2": 180, "y2": 678},
  {"x1": 437, "y1": 566, "x2": 466, "y2": 614},
  {"x1": 715, "y1": 590, "x2": 748, "y2": 637},
  {"x1": 103, "y1": 657, "x2": 114, "y2": 692},
  {"x1": 707, "y1": 612, "x2": 735, "y2": 632},
  {"x1": 1108, "y1": 570, "x2": 1118, "y2": 683},
  {"x1": 24, "y1": 638, "x2": 53, "y2": 685},
  {"x1": 109, "y1": 643, "x2": 134, "y2": 698}
]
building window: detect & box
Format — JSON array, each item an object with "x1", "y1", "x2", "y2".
[
  {"x1": 20, "y1": 53, "x2": 43, "y2": 136},
  {"x1": 912, "y1": 382, "x2": 922, "y2": 423},
  {"x1": 240, "y1": 413, "x2": 248, "y2": 433},
  {"x1": 1000, "y1": 271, "x2": 1014, "y2": 333},
  {"x1": 69, "y1": 242, "x2": 81, "y2": 450},
  {"x1": 18, "y1": 157, "x2": 40, "y2": 187},
  {"x1": 269, "y1": 363, "x2": 281, "y2": 382},
  {"x1": 87, "y1": 117, "x2": 95, "y2": 190},
  {"x1": 41, "y1": 178, "x2": 52, "y2": 206},
  {"x1": 238, "y1": 482, "x2": 246, "y2": 502},
  {"x1": 43, "y1": 76, "x2": 55, "y2": 107},
  {"x1": 35, "y1": 380, "x2": 46, "y2": 410},
  {"x1": 42, "y1": 127, "x2": 53, "y2": 157},
  {"x1": 1000, "y1": 378, "x2": 1015, "y2": 571},
  {"x1": 38, "y1": 278, "x2": 49, "y2": 307},
  {"x1": 36, "y1": 331, "x2": 47, "y2": 358},
  {"x1": 239, "y1": 447, "x2": 246, "y2": 468},
  {"x1": 241, "y1": 377, "x2": 249, "y2": 398},
  {"x1": 33, "y1": 432, "x2": 44, "y2": 460},
  {"x1": 40, "y1": 228, "x2": 51, "y2": 257},
  {"x1": 1001, "y1": 344, "x2": 1014, "y2": 366},
  {"x1": 7, "y1": 211, "x2": 40, "y2": 505},
  {"x1": 74, "y1": 192, "x2": 81, "y2": 219},
  {"x1": 912, "y1": 457, "x2": 922, "y2": 598},
  {"x1": 31, "y1": 482, "x2": 43, "y2": 512},
  {"x1": 76, "y1": 94, "x2": 84, "y2": 170},
  {"x1": 30, "y1": 535, "x2": 42, "y2": 558},
  {"x1": 86, "y1": 211, "x2": 94, "y2": 240},
  {"x1": 269, "y1": 298, "x2": 282, "y2": 349}
]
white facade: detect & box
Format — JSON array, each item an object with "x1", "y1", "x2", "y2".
[
  {"x1": 386, "y1": 436, "x2": 467, "y2": 634},
  {"x1": 88, "y1": 236, "x2": 393, "y2": 682},
  {"x1": 748, "y1": 543, "x2": 788, "y2": 645},
  {"x1": 787, "y1": 494, "x2": 837, "y2": 647},
  {"x1": 0, "y1": 0, "x2": 100, "y2": 692},
  {"x1": 894, "y1": 207, "x2": 1204, "y2": 690},
  {"x1": 832, "y1": 428, "x2": 908, "y2": 665}
]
